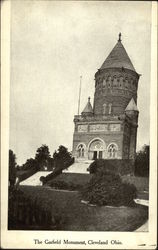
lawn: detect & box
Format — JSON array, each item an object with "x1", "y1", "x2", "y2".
[
  {"x1": 121, "y1": 176, "x2": 149, "y2": 191},
  {"x1": 45, "y1": 173, "x2": 149, "y2": 199},
  {"x1": 121, "y1": 175, "x2": 149, "y2": 200},
  {"x1": 46, "y1": 172, "x2": 92, "y2": 186},
  {"x1": 19, "y1": 185, "x2": 148, "y2": 231},
  {"x1": 45, "y1": 172, "x2": 149, "y2": 192}
]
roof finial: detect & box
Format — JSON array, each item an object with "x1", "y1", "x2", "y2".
[
  {"x1": 88, "y1": 96, "x2": 90, "y2": 102},
  {"x1": 118, "y1": 32, "x2": 122, "y2": 42}
]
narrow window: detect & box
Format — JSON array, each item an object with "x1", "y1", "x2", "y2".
[
  {"x1": 103, "y1": 79, "x2": 106, "y2": 87},
  {"x1": 103, "y1": 103, "x2": 107, "y2": 115},
  {"x1": 78, "y1": 144, "x2": 85, "y2": 158},
  {"x1": 108, "y1": 103, "x2": 112, "y2": 114}
]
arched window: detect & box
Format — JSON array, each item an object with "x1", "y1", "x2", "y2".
[
  {"x1": 108, "y1": 103, "x2": 112, "y2": 114},
  {"x1": 103, "y1": 79, "x2": 106, "y2": 87},
  {"x1": 107, "y1": 76, "x2": 112, "y2": 88},
  {"x1": 125, "y1": 78, "x2": 128, "y2": 88},
  {"x1": 103, "y1": 103, "x2": 107, "y2": 115},
  {"x1": 78, "y1": 144, "x2": 85, "y2": 158},
  {"x1": 108, "y1": 144, "x2": 118, "y2": 158},
  {"x1": 113, "y1": 77, "x2": 117, "y2": 87}
]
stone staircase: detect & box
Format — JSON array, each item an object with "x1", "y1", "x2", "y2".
[
  {"x1": 20, "y1": 171, "x2": 52, "y2": 186},
  {"x1": 20, "y1": 161, "x2": 93, "y2": 186},
  {"x1": 63, "y1": 161, "x2": 93, "y2": 174}
]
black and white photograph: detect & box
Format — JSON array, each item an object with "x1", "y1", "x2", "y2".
[{"x1": 1, "y1": 0, "x2": 157, "y2": 249}]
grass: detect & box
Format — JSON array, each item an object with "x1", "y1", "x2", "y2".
[
  {"x1": 121, "y1": 175, "x2": 149, "y2": 201},
  {"x1": 46, "y1": 173, "x2": 92, "y2": 186},
  {"x1": 46, "y1": 173, "x2": 149, "y2": 199},
  {"x1": 46, "y1": 172, "x2": 149, "y2": 192},
  {"x1": 121, "y1": 175, "x2": 149, "y2": 191},
  {"x1": 19, "y1": 185, "x2": 148, "y2": 231}
]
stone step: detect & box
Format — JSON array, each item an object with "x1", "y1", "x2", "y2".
[
  {"x1": 20, "y1": 171, "x2": 52, "y2": 186},
  {"x1": 20, "y1": 161, "x2": 92, "y2": 186},
  {"x1": 63, "y1": 161, "x2": 93, "y2": 174}
]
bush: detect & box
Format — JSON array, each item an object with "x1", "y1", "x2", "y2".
[
  {"x1": 39, "y1": 154, "x2": 74, "y2": 185},
  {"x1": 40, "y1": 168, "x2": 62, "y2": 185},
  {"x1": 88, "y1": 159, "x2": 134, "y2": 175},
  {"x1": 81, "y1": 170, "x2": 137, "y2": 207},
  {"x1": 88, "y1": 159, "x2": 117, "y2": 174},
  {"x1": 40, "y1": 176, "x2": 46, "y2": 185}
]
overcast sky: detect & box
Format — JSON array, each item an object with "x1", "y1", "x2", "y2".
[{"x1": 10, "y1": 1, "x2": 151, "y2": 165}]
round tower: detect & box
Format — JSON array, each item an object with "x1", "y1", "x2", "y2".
[
  {"x1": 72, "y1": 33, "x2": 140, "y2": 167},
  {"x1": 93, "y1": 33, "x2": 140, "y2": 116}
]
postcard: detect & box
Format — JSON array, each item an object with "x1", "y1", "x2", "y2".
[{"x1": 1, "y1": 1, "x2": 157, "y2": 249}]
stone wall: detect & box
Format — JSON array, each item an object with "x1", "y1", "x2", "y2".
[
  {"x1": 72, "y1": 60, "x2": 139, "y2": 162},
  {"x1": 72, "y1": 130, "x2": 124, "y2": 160}
]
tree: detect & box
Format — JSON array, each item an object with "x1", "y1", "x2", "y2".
[
  {"x1": 9, "y1": 150, "x2": 17, "y2": 187},
  {"x1": 47, "y1": 157, "x2": 55, "y2": 171},
  {"x1": 135, "y1": 145, "x2": 149, "y2": 177},
  {"x1": 35, "y1": 144, "x2": 51, "y2": 170},
  {"x1": 21, "y1": 158, "x2": 38, "y2": 171},
  {"x1": 53, "y1": 145, "x2": 73, "y2": 170},
  {"x1": 40, "y1": 145, "x2": 74, "y2": 185}
]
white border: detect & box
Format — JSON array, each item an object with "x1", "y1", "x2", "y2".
[{"x1": 1, "y1": 1, "x2": 157, "y2": 249}]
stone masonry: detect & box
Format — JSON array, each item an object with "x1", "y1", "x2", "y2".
[{"x1": 72, "y1": 34, "x2": 140, "y2": 166}]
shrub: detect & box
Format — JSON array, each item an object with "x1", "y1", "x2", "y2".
[
  {"x1": 116, "y1": 182, "x2": 137, "y2": 206},
  {"x1": 88, "y1": 159, "x2": 118, "y2": 174},
  {"x1": 40, "y1": 168, "x2": 62, "y2": 185},
  {"x1": 88, "y1": 159, "x2": 134, "y2": 175},
  {"x1": 40, "y1": 176, "x2": 46, "y2": 185},
  {"x1": 39, "y1": 149, "x2": 74, "y2": 184},
  {"x1": 81, "y1": 170, "x2": 137, "y2": 207}
]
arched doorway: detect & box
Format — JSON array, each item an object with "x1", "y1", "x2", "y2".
[
  {"x1": 88, "y1": 139, "x2": 105, "y2": 160},
  {"x1": 107, "y1": 143, "x2": 118, "y2": 158}
]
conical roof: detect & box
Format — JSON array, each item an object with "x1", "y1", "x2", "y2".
[
  {"x1": 125, "y1": 98, "x2": 138, "y2": 111},
  {"x1": 100, "y1": 34, "x2": 136, "y2": 72},
  {"x1": 82, "y1": 97, "x2": 93, "y2": 114}
]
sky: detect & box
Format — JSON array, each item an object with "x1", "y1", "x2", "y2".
[{"x1": 10, "y1": 1, "x2": 151, "y2": 165}]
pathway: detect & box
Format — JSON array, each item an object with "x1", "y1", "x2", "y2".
[
  {"x1": 134, "y1": 198, "x2": 149, "y2": 232},
  {"x1": 63, "y1": 161, "x2": 93, "y2": 174}
]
